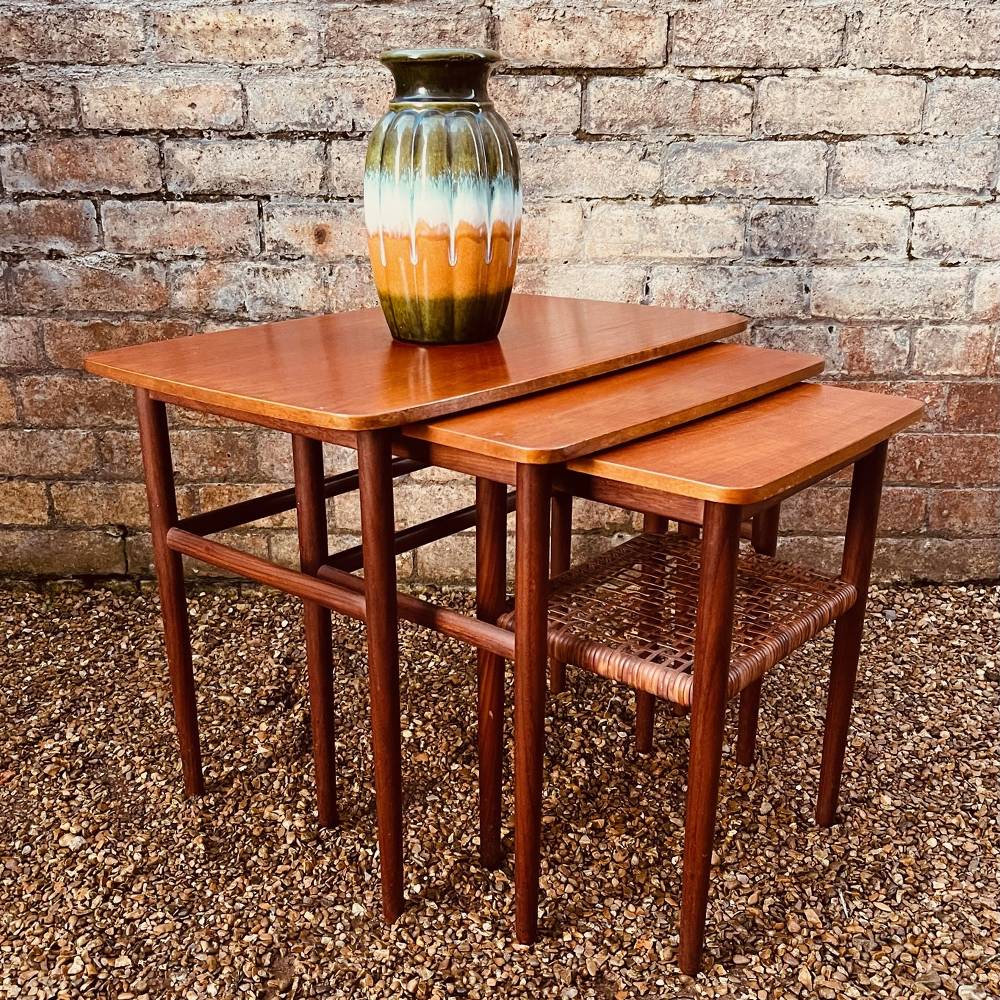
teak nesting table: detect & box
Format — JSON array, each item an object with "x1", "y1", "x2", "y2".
[{"x1": 85, "y1": 294, "x2": 922, "y2": 974}]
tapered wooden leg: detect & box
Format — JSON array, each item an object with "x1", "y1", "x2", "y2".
[
  {"x1": 514, "y1": 463, "x2": 551, "y2": 944},
  {"x1": 477, "y1": 477, "x2": 507, "y2": 869},
  {"x1": 635, "y1": 512, "x2": 669, "y2": 754},
  {"x1": 135, "y1": 389, "x2": 204, "y2": 797},
  {"x1": 548, "y1": 492, "x2": 573, "y2": 694},
  {"x1": 816, "y1": 443, "x2": 887, "y2": 827},
  {"x1": 357, "y1": 429, "x2": 404, "y2": 922},
  {"x1": 679, "y1": 502, "x2": 741, "y2": 976},
  {"x1": 292, "y1": 434, "x2": 339, "y2": 828},
  {"x1": 736, "y1": 503, "x2": 781, "y2": 767}
]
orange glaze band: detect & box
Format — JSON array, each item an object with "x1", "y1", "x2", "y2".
[{"x1": 368, "y1": 220, "x2": 521, "y2": 302}]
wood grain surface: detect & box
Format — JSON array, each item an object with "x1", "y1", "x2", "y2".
[
  {"x1": 84, "y1": 295, "x2": 747, "y2": 431},
  {"x1": 403, "y1": 343, "x2": 823, "y2": 463},
  {"x1": 569, "y1": 384, "x2": 922, "y2": 504}
]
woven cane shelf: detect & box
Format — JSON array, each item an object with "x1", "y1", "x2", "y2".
[{"x1": 499, "y1": 533, "x2": 857, "y2": 707}]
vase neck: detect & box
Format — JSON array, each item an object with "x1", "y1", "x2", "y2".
[{"x1": 381, "y1": 48, "x2": 500, "y2": 107}]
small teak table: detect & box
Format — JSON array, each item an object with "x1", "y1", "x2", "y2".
[{"x1": 85, "y1": 294, "x2": 920, "y2": 973}]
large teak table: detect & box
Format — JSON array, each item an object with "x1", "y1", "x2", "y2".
[{"x1": 85, "y1": 294, "x2": 750, "y2": 925}]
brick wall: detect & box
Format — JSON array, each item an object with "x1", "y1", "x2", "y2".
[{"x1": 1, "y1": 0, "x2": 998, "y2": 583}]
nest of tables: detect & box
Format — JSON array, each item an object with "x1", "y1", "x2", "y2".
[{"x1": 500, "y1": 532, "x2": 858, "y2": 707}]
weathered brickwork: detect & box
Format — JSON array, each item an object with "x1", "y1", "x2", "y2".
[{"x1": 1, "y1": 0, "x2": 997, "y2": 582}]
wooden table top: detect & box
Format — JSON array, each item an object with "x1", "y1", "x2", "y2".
[
  {"x1": 568, "y1": 384, "x2": 923, "y2": 505},
  {"x1": 403, "y1": 343, "x2": 824, "y2": 464},
  {"x1": 84, "y1": 295, "x2": 746, "y2": 432}
]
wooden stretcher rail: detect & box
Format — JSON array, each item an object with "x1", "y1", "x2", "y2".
[
  {"x1": 165, "y1": 527, "x2": 516, "y2": 660},
  {"x1": 327, "y1": 491, "x2": 517, "y2": 572},
  {"x1": 176, "y1": 458, "x2": 425, "y2": 536}
]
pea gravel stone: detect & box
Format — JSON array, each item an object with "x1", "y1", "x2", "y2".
[{"x1": 1, "y1": 580, "x2": 997, "y2": 999}]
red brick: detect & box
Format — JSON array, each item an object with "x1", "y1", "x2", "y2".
[
  {"x1": 0, "y1": 9, "x2": 143, "y2": 64},
  {"x1": 152, "y1": 7, "x2": 320, "y2": 65},
  {"x1": 887, "y1": 434, "x2": 999, "y2": 486},
  {"x1": 41, "y1": 319, "x2": 197, "y2": 370},
  {"x1": 17, "y1": 374, "x2": 133, "y2": 428},
  {"x1": 834, "y1": 324, "x2": 910, "y2": 376},
  {"x1": 164, "y1": 140, "x2": 325, "y2": 196},
  {"x1": 11, "y1": 259, "x2": 167, "y2": 314},
  {"x1": 491, "y1": 75, "x2": 581, "y2": 136},
  {"x1": 80, "y1": 73, "x2": 244, "y2": 131},
  {"x1": 515, "y1": 262, "x2": 645, "y2": 303},
  {"x1": 0, "y1": 429, "x2": 98, "y2": 476},
  {"x1": 779, "y1": 534, "x2": 1000, "y2": 582},
  {"x1": 911, "y1": 325, "x2": 993, "y2": 376},
  {"x1": 0, "y1": 200, "x2": 99, "y2": 254},
  {"x1": 0, "y1": 380, "x2": 15, "y2": 424},
  {"x1": 245, "y1": 67, "x2": 389, "y2": 132},
  {"x1": 322, "y1": 5, "x2": 489, "y2": 62},
  {"x1": 781, "y1": 485, "x2": 925, "y2": 535},
  {"x1": 264, "y1": 203, "x2": 365, "y2": 259},
  {"x1": 0, "y1": 317, "x2": 42, "y2": 368},
  {"x1": 0, "y1": 138, "x2": 161, "y2": 195},
  {"x1": 50, "y1": 481, "x2": 149, "y2": 528},
  {"x1": 497, "y1": 2, "x2": 667, "y2": 68},
  {"x1": 673, "y1": 5, "x2": 845, "y2": 68},
  {"x1": 98, "y1": 428, "x2": 260, "y2": 482},
  {"x1": 947, "y1": 383, "x2": 1000, "y2": 433},
  {"x1": 169, "y1": 261, "x2": 328, "y2": 319},
  {"x1": 327, "y1": 259, "x2": 378, "y2": 313},
  {"x1": 0, "y1": 528, "x2": 126, "y2": 575},
  {"x1": 928, "y1": 489, "x2": 1000, "y2": 536},
  {"x1": 0, "y1": 480, "x2": 48, "y2": 525},
  {"x1": 103, "y1": 201, "x2": 259, "y2": 257},
  {"x1": 326, "y1": 141, "x2": 366, "y2": 197},
  {"x1": 0, "y1": 77, "x2": 77, "y2": 130}
]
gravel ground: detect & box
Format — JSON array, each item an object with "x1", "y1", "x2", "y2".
[{"x1": 0, "y1": 580, "x2": 997, "y2": 1000}]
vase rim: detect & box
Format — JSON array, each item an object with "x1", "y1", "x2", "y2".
[{"x1": 380, "y1": 47, "x2": 502, "y2": 66}]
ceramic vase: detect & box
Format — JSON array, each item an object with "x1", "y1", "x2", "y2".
[{"x1": 364, "y1": 48, "x2": 521, "y2": 345}]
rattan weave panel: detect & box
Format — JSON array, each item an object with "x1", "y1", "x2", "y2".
[{"x1": 498, "y1": 533, "x2": 857, "y2": 706}]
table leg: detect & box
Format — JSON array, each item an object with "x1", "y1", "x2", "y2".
[
  {"x1": 548, "y1": 492, "x2": 573, "y2": 695},
  {"x1": 679, "y1": 502, "x2": 740, "y2": 976},
  {"x1": 135, "y1": 388, "x2": 204, "y2": 797},
  {"x1": 736, "y1": 503, "x2": 781, "y2": 767},
  {"x1": 635, "y1": 512, "x2": 669, "y2": 754},
  {"x1": 816, "y1": 442, "x2": 887, "y2": 827},
  {"x1": 476, "y1": 477, "x2": 507, "y2": 869},
  {"x1": 357, "y1": 429, "x2": 404, "y2": 922},
  {"x1": 292, "y1": 434, "x2": 339, "y2": 828},
  {"x1": 514, "y1": 463, "x2": 551, "y2": 944}
]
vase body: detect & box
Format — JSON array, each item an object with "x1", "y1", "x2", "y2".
[{"x1": 364, "y1": 48, "x2": 521, "y2": 345}]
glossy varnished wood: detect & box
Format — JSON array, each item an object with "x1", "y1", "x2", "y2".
[
  {"x1": 816, "y1": 443, "x2": 887, "y2": 827},
  {"x1": 85, "y1": 295, "x2": 747, "y2": 432},
  {"x1": 679, "y1": 502, "x2": 742, "y2": 976},
  {"x1": 572, "y1": 384, "x2": 923, "y2": 505},
  {"x1": 514, "y1": 463, "x2": 552, "y2": 945},
  {"x1": 292, "y1": 435, "x2": 339, "y2": 828},
  {"x1": 476, "y1": 478, "x2": 508, "y2": 869},
  {"x1": 404, "y1": 343, "x2": 821, "y2": 463},
  {"x1": 357, "y1": 430, "x2": 405, "y2": 922},
  {"x1": 135, "y1": 389, "x2": 203, "y2": 797},
  {"x1": 736, "y1": 505, "x2": 781, "y2": 767}
]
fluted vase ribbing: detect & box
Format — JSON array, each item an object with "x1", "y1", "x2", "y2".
[{"x1": 364, "y1": 48, "x2": 521, "y2": 345}]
